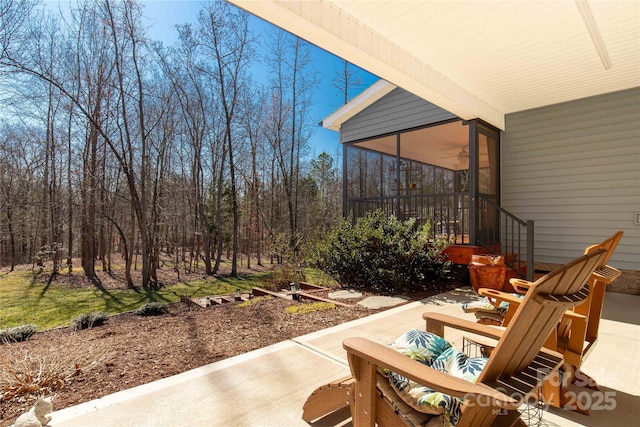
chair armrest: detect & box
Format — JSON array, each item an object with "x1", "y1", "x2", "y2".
[
  {"x1": 562, "y1": 310, "x2": 587, "y2": 321},
  {"x1": 593, "y1": 265, "x2": 622, "y2": 284},
  {"x1": 343, "y1": 337, "x2": 518, "y2": 406},
  {"x1": 509, "y1": 278, "x2": 533, "y2": 293},
  {"x1": 423, "y1": 312, "x2": 505, "y2": 340},
  {"x1": 478, "y1": 289, "x2": 524, "y2": 306}
]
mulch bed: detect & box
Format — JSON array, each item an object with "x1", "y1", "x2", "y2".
[{"x1": 0, "y1": 265, "x2": 460, "y2": 426}]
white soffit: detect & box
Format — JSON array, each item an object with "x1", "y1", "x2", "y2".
[{"x1": 229, "y1": 0, "x2": 640, "y2": 131}]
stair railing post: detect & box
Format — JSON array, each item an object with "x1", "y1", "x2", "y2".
[{"x1": 526, "y1": 220, "x2": 534, "y2": 281}]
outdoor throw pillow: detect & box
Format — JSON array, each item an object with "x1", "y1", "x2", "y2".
[
  {"x1": 386, "y1": 329, "x2": 488, "y2": 426},
  {"x1": 383, "y1": 328, "x2": 452, "y2": 369}
]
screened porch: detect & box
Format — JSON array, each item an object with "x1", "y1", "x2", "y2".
[{"x1": 343, "y1": 119, "x2": 500, "y2": 246}]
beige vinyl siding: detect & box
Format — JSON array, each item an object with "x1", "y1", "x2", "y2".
[
  {"x1": 341, "y1": 88, "x2": 457, "y2": 143},
  {"x1": 502, "y1": 88, "x2": 640, "y2": 271}
]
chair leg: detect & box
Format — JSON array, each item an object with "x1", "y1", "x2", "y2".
[
  {"x1": 302, "y1": 376, "x2": 354, "y2": 423},
  {"x1": 542, "y1": 364, "x2": 594, "y2": 415},
  {"x1": 571, "y1": 368, "x2": 599, "y2": 390}
]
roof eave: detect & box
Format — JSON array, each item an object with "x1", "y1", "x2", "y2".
[
  {"x1": 229, "y1": 0, "x2": 506, "y2": 130},
  {"x1": 321, "y1": 80, "x2": 397, "y2": 131}
]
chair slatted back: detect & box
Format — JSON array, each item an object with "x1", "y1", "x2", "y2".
[
  {"x1": 584, "y1": 231, "x2": 623, "y2": 268},
  {"x1": 578, "y1": 231, "x2": 623, "y2": 343},
  {"x1": 477, "y1": 248, "x2": 607, "y2": 382}
]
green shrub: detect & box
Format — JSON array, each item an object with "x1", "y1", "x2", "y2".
[
  {"x1": 286, "y1": 302, "x2": 336, "y2": 315},
  {"x1": 72, "y1": 311, "x2": 110, "y2": 331},
  {"x1": 308, "y1": 210, "x2": 452, "y2": 293},
  {"x1": 136, "y1": 302, "x2": 167, "y2": 316},
  {"x1": 236, "y1": 296, "x2": 271, "y2": 308},
  {"x1": 0, "y1": 324, "x2": 38, "y2": 344}
]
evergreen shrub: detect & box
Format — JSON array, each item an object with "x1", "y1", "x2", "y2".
[
  {"x1": 136, "y1": 302, "x2": 167, "y2": 316},
  {"x1": 309, "y1": 210, "x2": 452, "y2": 293},
  {"x1": 0, "y1": 324, "x2": 38, "y2": 344},
  {"x1": 72, "y1": 311, "x2": 110, "y2": 331}
]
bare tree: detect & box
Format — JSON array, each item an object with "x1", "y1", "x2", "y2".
[
  {"x1": 0, "y1": 124, "x2": 38, "y2": 269},
  {"x1": 0, "y1": 0, "x2": 346, "y2": 277},
  {"x1": 240, "y1": 89, "x2": 265, "y2": 267},
  {"x1": 3, "y1": 0, "x2": 172, "y2": 287},
  {"x1": 161, "y1": 23, "x2": 218, "y2": 275},
  {"x1": 332, "y1": 59, "x2": 363, "y2": 106},
  {"x1": 102, "y1": 0, "x2": 178, "y2": 288},
  {"x1": 0, "y1": 0, "x2": 37, "y2": 66},
  {"x1": 198, "y1": 2, "x2": 252, "y2": 276},
  {"x1": 263, "y1": 30, "x2": 318, "y2": 259}
]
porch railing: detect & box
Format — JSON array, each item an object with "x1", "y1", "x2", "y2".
[
  {"x1": 346, "y1": 193, "x2": 534, "y2": 281},
  {"x1": 477, "y1": 194, "x2": 534, "y2": 281},
  {"x1": 346, "y1": 192, "x2": 471, "y2": 243}
]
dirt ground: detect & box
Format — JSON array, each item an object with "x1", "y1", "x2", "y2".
[{"x1": 0, "y1": 264, "x2": 459, "y2": 426}]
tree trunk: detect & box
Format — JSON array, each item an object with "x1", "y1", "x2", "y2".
[{"x1": 80, "y1": 95, "x2": 100, "y2": 277}]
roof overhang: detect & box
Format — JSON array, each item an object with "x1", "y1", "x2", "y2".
[
  {"x1": 229, "y1": 1, "x2": 640, "y2": 131},
  {"x1": 320, "y1": 80, "x2": 396, "y2": 131}
]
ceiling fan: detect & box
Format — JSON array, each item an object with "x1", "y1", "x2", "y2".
[{"x1": 441, "y1": 147, "x2": 469, "y2": 163}]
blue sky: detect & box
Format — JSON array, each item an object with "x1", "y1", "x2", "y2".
[{"x1": 140, "y1": 0, "x2": 380, "y2": 159}]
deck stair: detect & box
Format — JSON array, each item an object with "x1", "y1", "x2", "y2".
[
  {"x1": 477, "y1": 194, "x2": 534, "y2": 281},
  {"x1": 181, "y1": 292, "x2": 252, "y2": 308}
]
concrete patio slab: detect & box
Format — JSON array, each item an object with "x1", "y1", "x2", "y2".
[
  {"x1": 295, "y1": 288, "x2": 479, "y2": 362},
  {"x1": 49, "y1": 288, "x2": 639, "y2": 427}
]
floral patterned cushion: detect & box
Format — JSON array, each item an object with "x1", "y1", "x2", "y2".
[
  {"x1": 386, "y1": 329, "x2": 488, "y2": 426},
  {"x1": 462, "y1": 298, "x2": 510, "y2": 314},
  {"x1": 462, "y1": 294, "x2": 525, "y2": 325},
  {"x1": 386, "y1": 328, "x2": 452, "y2": 364},
  {"x1": 462, "y1": 293, "x2": 524, "y2": 314}
]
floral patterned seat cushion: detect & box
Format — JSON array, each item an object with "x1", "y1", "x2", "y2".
[
  {"x1": 462, "y1": 297, "x2": 511, "y2": 314},
  {"x1": 462, "y1": 295, "x2": 525, "y2": 323},
  {"x1": 386, "y1": 329, "x2": 488, "y2": 426}
]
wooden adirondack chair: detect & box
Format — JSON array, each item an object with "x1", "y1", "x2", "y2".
[
  {"x1": 475, "y1": 231, "x2": 623, "y2": 414},
  {"x1": 302, "y1": 248, "x2": 606, "y2": 426}
]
